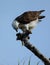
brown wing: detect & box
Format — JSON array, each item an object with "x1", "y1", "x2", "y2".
[
  {"x1": 15, "y1": 10, "x2": 45, "y2": 24},
  {"x1": 15, "y1": 11, "x2": 38, "y2": 24}
]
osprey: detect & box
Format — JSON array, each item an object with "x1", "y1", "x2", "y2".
[{"x1": 12, "y1": 10, "x2": 45, "y2": 33}]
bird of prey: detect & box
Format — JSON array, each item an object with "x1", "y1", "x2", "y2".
[{"x1": 12, "y1": 10, "x2": 45, "y2": 33}]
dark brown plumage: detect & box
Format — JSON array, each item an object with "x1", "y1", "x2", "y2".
[{"x1": 14, "y1": 10, "x2": 45, "y2": 24}]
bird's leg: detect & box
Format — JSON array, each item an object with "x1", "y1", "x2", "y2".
[{"x1": 25, "y1": 24, "x2": 32, "y2": 34}]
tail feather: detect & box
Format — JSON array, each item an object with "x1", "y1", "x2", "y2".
[
  {"x1": 38, "y1": 16, "x2": 45, "y2": 19},
  {"x1": 38, "y1": 10, "x2": 45, "y2": 15},
  {"x1": 39, "y1": 10, "x2": 45, "y2": 13}
]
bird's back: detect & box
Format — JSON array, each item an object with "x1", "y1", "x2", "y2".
[{"x1": 14, "y1": 10, "x2": 45, "y2": 24}]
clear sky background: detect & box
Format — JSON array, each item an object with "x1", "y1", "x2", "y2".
[{"x1": 0, "y1": 0, "x2": 50, "y2": 65}]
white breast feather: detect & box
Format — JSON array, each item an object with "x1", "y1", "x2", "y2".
[{"x1": 25, "y1": 19, "x2": 38, "y2": 30}]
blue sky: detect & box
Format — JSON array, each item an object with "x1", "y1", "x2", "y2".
[{"x1": 0, "y1": 0, "x2": 50, "y2": 65}]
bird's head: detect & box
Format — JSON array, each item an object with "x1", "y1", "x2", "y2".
[{"x1": 12, "y1": 20, "x2": 19, "y2": 32}]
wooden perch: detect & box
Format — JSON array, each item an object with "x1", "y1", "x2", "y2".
[{"x1": 16, "y1": 32, "x2": 50, "y2": 65}]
